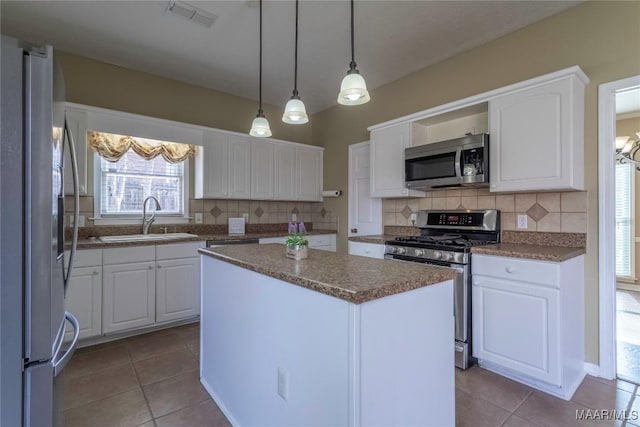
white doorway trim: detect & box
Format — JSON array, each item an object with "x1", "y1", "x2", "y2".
[
  {"x1": 598, "y1": 75, "x2": 640, "y2": 380},
  {"x1": 348, "y1": 141, "x2": 382, "y2": 238}
]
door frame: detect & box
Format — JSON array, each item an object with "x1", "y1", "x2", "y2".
[
  {"x1": 598, "y1": 75, "x2": 640, "y2": 379},
  {"x1": 348, "y1": 140, "x2": 382, "y2": 237}
]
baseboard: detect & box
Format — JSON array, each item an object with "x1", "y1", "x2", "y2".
[
  {"x1": 200, "y1": 377, "x2": 240, "y2": 427},
  {"x1": 584, "y1": 362, "x2": 601, "y2": 377}
]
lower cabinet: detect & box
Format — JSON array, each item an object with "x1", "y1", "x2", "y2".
[
  {"x1": 348, "y1": 241, "x2": 385, "y2": 259},
  {"x1": 156, "y1": 257, "x2": 200, "y2": 323},
  {"x1": 65, "y1": 266, "x2": 102, "y2": 341},
  {"x1": 472, "y1": 254, "x2": 585, "y2": 400}
]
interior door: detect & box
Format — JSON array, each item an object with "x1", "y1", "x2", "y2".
[{"x1": 349, "y1": 141, "x2": 382, "y2": 236}]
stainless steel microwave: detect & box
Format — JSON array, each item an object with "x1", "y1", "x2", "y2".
[{"x1": 405, "y1": 133, "x2": 489, "y2": 190}]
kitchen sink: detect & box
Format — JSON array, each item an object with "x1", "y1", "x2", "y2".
[{"x1": 99, "y1": 233, "x2": 198, "y2": 243}]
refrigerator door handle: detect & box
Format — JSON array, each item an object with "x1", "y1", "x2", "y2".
[
  {"x1": 53, "y1": 311, "x2": 79, "y2": 377},
  {"x1": 62, "y1": 116, "x2": 79, "y2": 296}
]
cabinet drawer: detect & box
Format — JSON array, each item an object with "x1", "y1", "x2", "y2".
[
  {"x1": 348, "y1": 242, "x2": 385, "y2": 259},
  {"x1": 66, "y1": 248, "x2": 102, "y2": 267},
  {"x1": 156, "y1": 242, "x2": 201, "y2": 260},
  {"x1": 307, "y1": 234, "x2": 334, "y2": 246},
  {"x1": 472, "y1": 254, "x2": 559, "y2": 287},
  {"x1": 103, "y1": 245, "x2": 155, "y2": 265}
]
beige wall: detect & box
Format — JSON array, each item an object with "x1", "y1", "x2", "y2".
[{"x1": 312, "y1": 1, "x2": 640, "y2": 365}]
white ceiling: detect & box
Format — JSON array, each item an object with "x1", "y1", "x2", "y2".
[{"x1": 1, "y1": 0, "x2": 582, "y2": 114}]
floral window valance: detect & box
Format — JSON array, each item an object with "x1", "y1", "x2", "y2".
[{"x1": 88, "y1": 131, "x2": 196, "y2": 163}]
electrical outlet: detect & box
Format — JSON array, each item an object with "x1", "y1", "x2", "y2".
[
  {"x1": 194, "y1": 213, "x2": 203, "y2": 224},
  {"x1": 77, "y1": 215, "x2": 85, "y2": 227},
  {"x1": 291, "y1": 213, "x2": 297, "y2": 222},
  {"x1": 517, "y1": 214, "x2": 528, "y2": 229},
  {"x1": 410, "y1": 213, "x2": 417, "y2": 224},
  {"x1": 242, "y1": 213, "x2": 249, "y2": 222},
  {"x1": 277, "y1": 367, "x2": 289, "y2": 401}
]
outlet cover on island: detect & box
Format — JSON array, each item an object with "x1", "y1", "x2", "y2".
[
  {"x1": 517, "y1": 214, "x2": 528, "y2": 229},
  {"x1": 195, "y1": 213, "x2": 203, "y2": 224}
]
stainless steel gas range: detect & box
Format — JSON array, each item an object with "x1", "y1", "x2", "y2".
[{"x1": 384, "y1": 209, "x2": 500, "y2": 370}]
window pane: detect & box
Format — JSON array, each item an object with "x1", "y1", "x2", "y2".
[{"x1": 100, "y1": 149, "x2": 183, "y2": 215}]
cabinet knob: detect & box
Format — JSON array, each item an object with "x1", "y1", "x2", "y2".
[
  {"x1": 157, "y1": 265, "x2": 162, "y2": 269},
  {"x1": 148, "y1": 265, "x2": 154, "y2": 270},
  {"x1": 93, "y1": 270, "x2": 99, "y2": 275},
  {"x1": 505, "y1": 266, "x2": 516, "y2": 273},
  {"x1": 351, "y1": 228, "x2": 358, "y2": 233},
  {"x1": 364, "y1": 250, "x2": 370, "y2": 254}
]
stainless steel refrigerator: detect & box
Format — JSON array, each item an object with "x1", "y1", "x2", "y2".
[{"x1": 1, "y1": 35, "x2": 80, "y2": 427}]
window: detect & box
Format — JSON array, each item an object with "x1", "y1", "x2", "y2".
[
  {"x1": 93, "y1": 132, "x2": 190, "y2": 224},
  {"x1": 615, "y1": 161, "x2": 634, "y2": 279}
]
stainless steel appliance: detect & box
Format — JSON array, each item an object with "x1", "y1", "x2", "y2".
[
  {"x1": 405, "y1": 133, "x2": 489, "y2": 190},
  {"x1": 384, "y1": 209, "x2": 500, "y2": 370},
  {"x1": 1, "y1": 35, "x2": 80, "y2": 426}
]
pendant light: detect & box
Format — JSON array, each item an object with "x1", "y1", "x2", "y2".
[
  {"x1": 337, "y1": 0, "x2": 370, "y2": 106},
  {"x1": 282, "y1": 0, "x2": 309, "y2": 124},
  {"x1": 250, "y1": 0, "x2": 272, "y2": 137}
]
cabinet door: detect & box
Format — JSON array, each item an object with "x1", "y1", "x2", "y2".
[
  {"x1": 251, "y1": 140, "x2": 274, "y2": 200},
  {"x1": 228, "y1": 135, "x2": 251, "y2": 199},
  {"x1": 489, "y1": 77, "x2": 584, "y2": 192},
  {"x1": 472, "y1": 276, "x2": 560, "y2": 385},
  {"x1": 274, "y1": 144, "x2": 296, "y2": 201},
  {"x1": 370, "y1": 123, "x2": 424, "y2": 198},
  {"x1": 348, "y1": 241, "x2": 385, "y2": 259},
  {"x1": 64, "y1": 108, "x2": 88, "y2": 195},
  {"x1": 296, "y1": 147, "x2": 322, "y2": 201},
  {"x1": 156, "y1": 257, "x2": 200, "y2": 323},
  {"x1": 196, "y1": 131, "x2": 229, "y2": 198},
  {"x1": 102, "y1": 262, "x2": 156, "y2": 333},
  {"x1": 64, "y1": 266, "x2": 102, "y2": 341}
]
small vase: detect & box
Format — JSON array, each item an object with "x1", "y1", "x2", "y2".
[{"x1": 286, "y1": 244, "x2": 308, "y2": 260}]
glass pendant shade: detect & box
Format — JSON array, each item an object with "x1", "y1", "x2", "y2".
[
  {"x1": 282, "y1": 97, "x2": 309, "y2": 124},
  {"x1": 338, "y1": 71, "x2": 370, "y2": 105},
  {"x1": 250, "y1": 114, "x2": 272, "y2": 137},
  {"x1": 616, "y1": 136, "x2": 630, "y2": 151}
]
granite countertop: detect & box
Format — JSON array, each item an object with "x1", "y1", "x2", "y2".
[
  {"x1": 73, "y1": 230, "x2": 337, "y2": 249},
  {"x1": 471, "y1": 243, "x2": 586, "y2": 262},
  {"x1": 348, "y1": 235, "x2": 395, "y2": 244},
  {"x1": 199, "y1": 244, "x2": 457, "y2": 304}
]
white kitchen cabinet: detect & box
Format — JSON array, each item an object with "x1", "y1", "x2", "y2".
[
  {"x1": 156, "y1": 242, "x2": 201, "y2": 323},
  {"x1": 102, "y1": 246, "x2": 156, "y2": 334},
  {"x1": 274, "y1": 143, "x2": 296, "y2": 200},
  {"x1": 64, "y1": 249, "x2": 102, "y2": 341},
  {"x1": 195, "y1": 131, "x2": 251, "y2": 199},
  {"x1": 64, "y1": 107, "x2": 88, "y2": 195},
  {"x1": 472, "y1": 254, "x2": 585, "y2": 400},
  {"x1": 348, "y1": 241, "x2": 385, "y2": 259},
  {"x1": 370, "y1": 123, "x2": 425, "y2": 198},
  {"x1": 488, "y1": 71, "x2": 586, "y2": 192},
  {"x1": 296, "y1": 146, "x2": 323, "y2": 201},
  {"x1": 251, "y1": 140, "x2": 275, "y2": 200}
]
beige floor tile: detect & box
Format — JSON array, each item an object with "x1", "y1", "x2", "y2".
[
  {"x1": 63, "y1": 388, "x2": 151, "y2": 427},
  {"x1": 187, "y1": 341, "x2": 200, "y2": 360},
  {"x1": 74, "y1": 340, "x2": 127, "y2": 356},
  {"x1": 63, "y1": 345, "x2": 131, "y2": 380},
  {"x1": 515, "y1": 391, "x2": 617, "y2": 427},
  {"x1": 571, "y1": 376, "x2": 634, "y2": 412},
  {"x1": 455, "y1": 388, "x2": 510, "y2": 427},
  {"x1": 587, "y1": 375, "x2": 636, "y2": 394},
  {"x1": 126, "y1": 332, "x2": 190, "y2": 362},
  {"x1": 143, "y1": 370, "x2": 210, "y2": 418},
  {"x1": 455, "y1": 366, "x2": 533, "y2": 411},
  {"x1": 62, "y1": 362, "x2": 139, "y2": 410},
  {"x1": 501, "y1": 414, "x2": 540, "y2": 427},
  {"x1": 155, "y1": 399, "x2": 231, "y2": 427},
  {"x1": 133, "y1": 347, "x2": 198, "y2": 385}
]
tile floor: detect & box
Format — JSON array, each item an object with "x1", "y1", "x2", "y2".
[
  {"x1": 617, "y1": 288, "x2": 640, "y2": 384},
  {"x1": 62, "y1": 323, "x2": 640, "y2": 427}
]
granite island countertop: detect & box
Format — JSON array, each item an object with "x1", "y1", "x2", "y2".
[
  {"x1": 199, "y1": 244, "x2": 457, "y2": 304},
  {"x1": 471, "y1": 243, "x2": 586, "y2": 262}
]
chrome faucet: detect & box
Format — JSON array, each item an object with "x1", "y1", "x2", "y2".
[{"x1": 142, "y1": 196, "x2": 161, "y2": 234}]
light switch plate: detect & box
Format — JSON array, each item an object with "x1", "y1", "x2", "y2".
[{"x1": 195, "y1": 213, "x2": 203, "y2": 224}]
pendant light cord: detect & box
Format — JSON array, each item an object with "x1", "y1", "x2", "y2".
[
  {"x1": 259, "y1": 0, "x2": 263, "y2": 114},
  {"x1": 350, "y1": 0, "x2": 356, "y2": 69},
  {"x1": 293, "y1": 0, "x2": 299, "y2": 96}
]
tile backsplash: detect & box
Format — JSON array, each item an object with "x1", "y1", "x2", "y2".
[{"x1": 382, "y1": 188, "x2": 588, "y2": 233}]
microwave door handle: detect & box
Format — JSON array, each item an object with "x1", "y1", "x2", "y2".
[{"x1": 454, "y1": 149, "x2": 462, "y2": 178}]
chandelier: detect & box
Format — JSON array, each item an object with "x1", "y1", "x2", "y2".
[{"x1": 616, "y1": 132, "x2": 640, "y2": 169}]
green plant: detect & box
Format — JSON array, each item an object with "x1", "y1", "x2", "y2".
[{"x1": 285, "y1": 233, "x2": 308, "y2": 247}]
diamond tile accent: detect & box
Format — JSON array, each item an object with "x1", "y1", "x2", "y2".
[
  {"x1": 457, "y1": 204, "x2": 465, "y2": 210},
  {"x1": 320, "y1": 208, "x2": 327, "y2": 218},
  {"x1": 210, "y1": 206, "x2": 222, "y2": 218},
  {"x1": 526, "y1": 202, "x2": 549, "y2": 222},
  {"x1": 254, "y1": 206, "x2": 264, "y2": 218},
  {"x1": 291, "y1": 207, "x2": 299, "y2": 215},
  {"x1": 401, "y1": 205, "x2": 413, "y2": 219}
]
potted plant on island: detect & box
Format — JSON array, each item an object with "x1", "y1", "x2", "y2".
[{"x1": 285, "y1": 222, "x2": 308, "y2": 260}]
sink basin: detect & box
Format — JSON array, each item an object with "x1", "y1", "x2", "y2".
[{"x1": 99, "y1": 233, "x2": 198, "y2": 243}]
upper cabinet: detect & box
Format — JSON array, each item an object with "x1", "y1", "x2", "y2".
[
  {"x1": 488, "y1": 72, "x2": 586, "y2": 192},
  {"x1": 196, "y1": 132, "x2": 323, "y2": 202},
  {"x1": 370, "y1": 123, "x2": 425, "y2": 198},
  {"x1": 64, "y1": 107, "x2": 88, "y2": 195}
]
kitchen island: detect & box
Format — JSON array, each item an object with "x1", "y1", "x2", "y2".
[{"x1": 199, "y1": 244, "x2": 457, "y2": 426}]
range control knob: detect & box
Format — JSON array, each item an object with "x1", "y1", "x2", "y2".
[
  {"x1": 414, "y1": 249, "x2": 424, "y2": 257},
  {"x1": 443, "y1": 252, "x2": 454, "y2": 261},
  {"x1": 432, "y1": 251, "x2": 442, "y2": 259},
  {"x1": 397, "y1": 247, "x2": 407, "y2": 255},
  {"x1": 387, "y1": 246, "x2": 397, "y2": 254}
]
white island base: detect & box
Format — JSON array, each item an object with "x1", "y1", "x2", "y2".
[{"x1": 200, "y1": 256, "x2": 455, "y2": 427}]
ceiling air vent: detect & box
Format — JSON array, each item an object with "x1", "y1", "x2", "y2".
[{"x1": 166, "y1": 1, "x2": 217, "y2": 28}]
